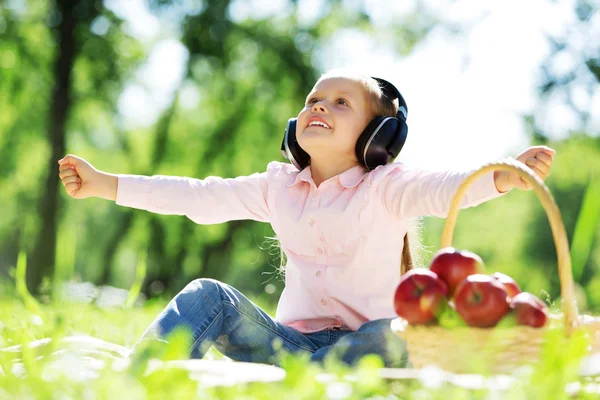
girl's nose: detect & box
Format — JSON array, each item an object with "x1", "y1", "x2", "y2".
[{"x1": 311, "y1": 101, "x2": 328, "y2": 113}]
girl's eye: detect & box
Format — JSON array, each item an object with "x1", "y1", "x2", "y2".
[{"x1": 306, "y1": 97, "x2": 348, "y2": 106}]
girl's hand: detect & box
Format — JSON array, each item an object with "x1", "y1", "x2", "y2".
[
  {"x1": 58, "y1": 154, "x2": 117, "y2": 200},
  {"x1": 494, "y1": 146, "x2": 556, "y2": 193}
]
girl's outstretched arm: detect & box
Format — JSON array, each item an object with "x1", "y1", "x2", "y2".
[
  {"x1": 58, "y1": 154, "x2": 270, "y2": 224},
  {"x1": 374, "y1": 146, "x2": 555, "y2": 220},
  {"x1": 374, "y1": 164, "x2": 504, "y2": 220}
]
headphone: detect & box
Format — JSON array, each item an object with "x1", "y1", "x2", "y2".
[{"x1": 280, "y1": 77, "x2": 408, "y2": 171}]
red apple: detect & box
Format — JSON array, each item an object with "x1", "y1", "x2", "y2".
[
  {"x1": 510, "y1": 292, "x2": 548, "y2": 328},
  {"x1": 429, "y1": 247, "x2": 485, "y2": 297},
  {"x1": 394, "y1": 269, "x2": 449, "y2": 325},
  {"x1": 454, "y1": 274, "x2": 510, "y2": 328},
  {"x1": 492, "y1": 272, "x2": 522, "y2": 298}
]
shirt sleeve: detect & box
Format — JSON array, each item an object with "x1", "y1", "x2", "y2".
[
  {"x1": 115, "y1": 166, "x2": 272, "y2": 224},
  {"x1": 371, "y1": 162, "x2": 506, "y2": 219}
]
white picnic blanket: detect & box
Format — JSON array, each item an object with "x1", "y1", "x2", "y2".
[{"x1": 1, "y1": 335, "x2": 286, "y2": 387}]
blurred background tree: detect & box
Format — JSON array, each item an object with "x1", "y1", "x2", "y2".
[
  {"x1": 0, "y1": 0, "x2": 437, "y2": 299},
  {"x1": 0, "y1": 0, "x2": 145, "y2": 294},
  {"x1": 0, "y1": 0, "x2": 598, "y2": 315},
  {"x1": 520, "y1": 0, "x2": 600, "y2": 309},
  {"x1": 421, "y1": 0, "x2": 599, "y2": 310}
]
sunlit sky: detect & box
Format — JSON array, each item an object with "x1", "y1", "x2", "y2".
[{"x1": 106, "y1": 0, "x2": 598, "y2": 171}]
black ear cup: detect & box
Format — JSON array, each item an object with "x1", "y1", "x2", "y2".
[
  {"x1": 354, "y1": 77, "x2": 409, "y2": 170},
  {"x1": 387, "y1": 121, "x2": 408, "y2": 158},
  {"x1": 355, "y1": 116, "x2": 407, "y2": 170},
  {"x1": 281, "y1": 118, "x2": 310, "y2": 170}
]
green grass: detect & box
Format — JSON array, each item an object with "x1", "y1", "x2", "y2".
[
  {"x1": 2, "y1": 250, "x2": 600, "y2": 399},
  {"x1": 1, "y1": 283, "x2": 600, "y2": 399}
]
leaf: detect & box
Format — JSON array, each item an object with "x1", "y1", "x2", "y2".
[
  {"x1": 125, "y1": 250, "x2": 147, "y2": 309},
  {"x1": 437, "y1": 302, "x2": 468, "y2": 329},
  {"x1": 15, "y1": 251, "x2": 46, "y2": 322},
  {"x1": 571, "y1": 175, "x2": 600, "y2": 281}
]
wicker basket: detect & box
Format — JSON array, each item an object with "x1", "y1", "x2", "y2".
[{"x1": 391, "y1": 159, "x2": 600, "y2": 374}]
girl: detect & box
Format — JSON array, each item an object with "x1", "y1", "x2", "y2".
[{"x1": 58, "y1": 69, "x2": 556, "y2": 368}]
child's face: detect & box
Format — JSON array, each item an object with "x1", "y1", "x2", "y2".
[{"x1": 296, "y1": 76, "x2": 370, "y2": 165}]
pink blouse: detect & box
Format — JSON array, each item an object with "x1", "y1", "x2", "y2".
[{"x1": 116, "y1": 161, "x2": 504, "y2": 333}]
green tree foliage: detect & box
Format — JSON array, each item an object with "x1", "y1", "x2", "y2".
[
  {"x1": 1, "y1": 0, "x2": 597, "y2": 315},
  {"x1": 535, "y1": 0, "x2": 599, "y2": 136},
  {"x1": 0, "y1": 1, "x2": 437, "y2": 305},
  {"x1": 520, "y1": 0, "x2": 600, "y2": 310},
  {"x1": 0, "y1": 0, "x2": 144, "y2": 294},
  {"x1": 420, "y1": 0, "x2": 600, "y2": 314}
]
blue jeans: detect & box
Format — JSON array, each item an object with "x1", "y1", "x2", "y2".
[{"x1": 133, "y1": 278, "x2": 410, "y2": 368}]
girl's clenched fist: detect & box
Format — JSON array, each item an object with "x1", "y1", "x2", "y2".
[
  {"x1": 493, "y1": 146, "x2": 556, "y2": 193},
  {"x1": 58, "y1": 155, "x2": 118, "y2": 201}
]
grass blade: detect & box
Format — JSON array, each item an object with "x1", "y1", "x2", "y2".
[
  {"x1": 571, "y1": 175, "x2": 600, "y2": 281},
  {"x1": 15, "y1": 251, "x2": 46, "y2": 322},
  {"x1": 125, "y1": 250, "x2": 147, "y2": 309}
]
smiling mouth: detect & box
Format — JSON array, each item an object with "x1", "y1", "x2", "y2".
[{"x1": 307, "y1": 120, "x2": 331, "y2": 129}]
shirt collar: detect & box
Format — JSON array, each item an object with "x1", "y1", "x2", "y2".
[{"x1": 286, "y1": 164, "x2": 368, "y2": 189}]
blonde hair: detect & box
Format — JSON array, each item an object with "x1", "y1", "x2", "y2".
[{"x1": 271, "y1": 69, "x2": 423, "y2": 280}]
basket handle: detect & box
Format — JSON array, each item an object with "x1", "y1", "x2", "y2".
[{"x1": 440, "y1": 159, "x2": 579, "y2": 333}]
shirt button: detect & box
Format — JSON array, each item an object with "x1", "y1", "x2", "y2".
[
  {"x1": 316, "y1": 270, "x2": 322, "y2": 277},
  {"x1": 308, "y1": 217, "x2": 316, "y2": 227},
  {"x1": 320, "y1": 299, "x2": 327, "y2": 306},
  {"x1": 317, "y1": 248, "x2": 323, "y2": 255}
]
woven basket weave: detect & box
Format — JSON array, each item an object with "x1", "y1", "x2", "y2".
[{"x1": 391, "y1": 159, "x2": 600, "y2": 374}]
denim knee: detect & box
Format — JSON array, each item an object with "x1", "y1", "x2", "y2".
[
  {"x1": 133, "y1": 278, "x2": 226, "y2": 356},
  {"x1": 173, "y1": 278, "x2": 224, "y2": 318},
  {"x1": 181, "y1": 278, "x2": 229, "y2": 298},
  {"x1": 181, "y1": 278, "x2": 221, "y2": 294}
]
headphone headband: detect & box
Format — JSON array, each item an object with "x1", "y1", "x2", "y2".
[{"x1": 371, "y1": 77, "x2": 408, "y2": 120}]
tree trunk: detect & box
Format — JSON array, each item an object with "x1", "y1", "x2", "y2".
[
  {"x1": 100, "y1": 210, "x2": 134, "y2": 285},
  {"x1": 28, "y1": 2, "x2": 78, "y2": 294},
  {"x1": 200, "y1": 220, "x2": 244, "y2": 279},
  {"x1": 166, "y1": 220, "x2": 193, "y2": 293}
]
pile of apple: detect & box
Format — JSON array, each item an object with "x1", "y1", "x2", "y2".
[{"x1": 394, "y1": 247, "x2": 549, "y2": 328}]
